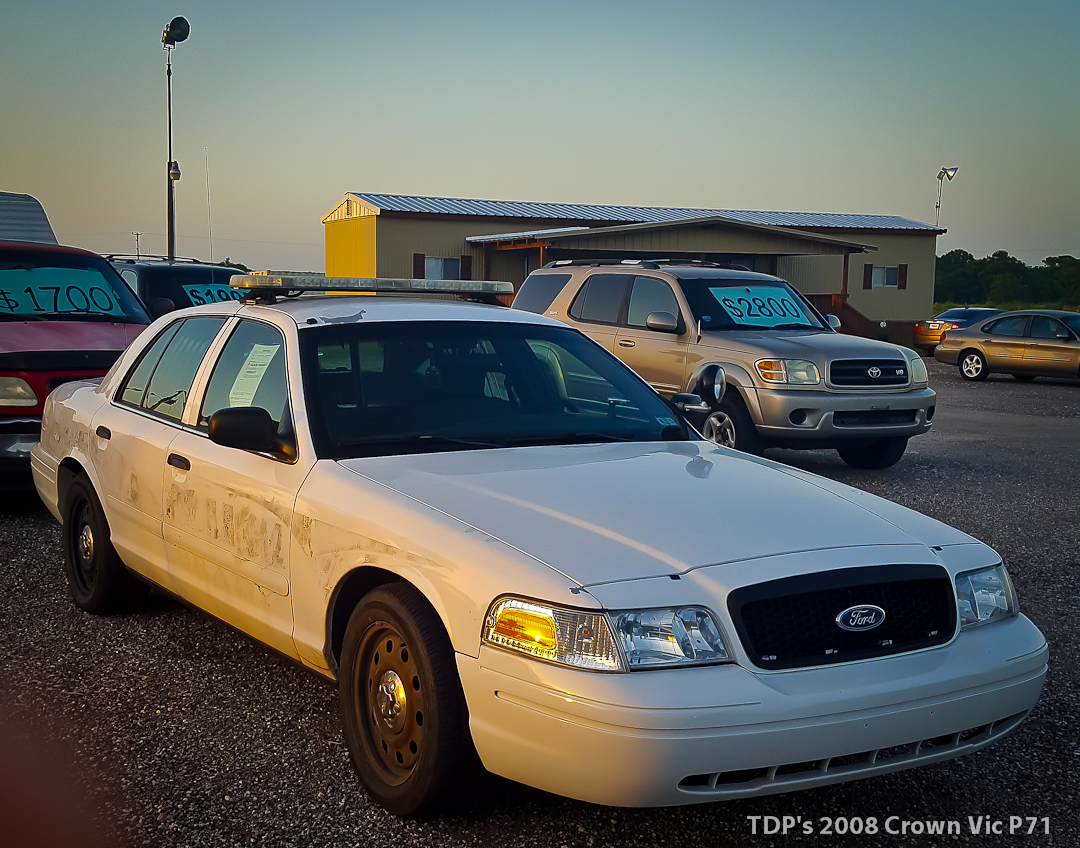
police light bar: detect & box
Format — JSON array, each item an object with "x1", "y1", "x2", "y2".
[{"x1": 230, "y1": 275, "x2": 514, "y2": 295}]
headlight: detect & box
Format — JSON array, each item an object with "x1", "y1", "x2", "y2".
[
  {"x1": 0, "y1": 376, "x2": 38, "y2": 407},
  {"x1": 483, "y1": 599, "x2": 734, "y2": 671},
  {"x1": 754, "y1": 359, "x2": 820, "y2": 385},
  {"x1": 955, "y1": 565, "x2": 1017, "y2": 629},
  {"x1": 484, "y1": 597, "x2": 623, "y2": 671},
  {"x1": 609, "y1": 607, "x2": 731, "y2": 668},
  {"x1": 909, "y1": 357, "x2": 929, "y2": 384}
]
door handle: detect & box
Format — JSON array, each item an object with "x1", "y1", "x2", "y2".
[
  {"x1": 618, "y1": 339, "x2": 636, "y2": 348},
  {"x1": 95, "y1": 426, "x2": 111, "y2": 440},
  {"x1": 167, "y1": 453, "x2": 191, "y2": 472}
]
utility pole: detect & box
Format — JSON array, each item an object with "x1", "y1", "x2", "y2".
[{"x1": 131, "y1": 232, "x2": 144, "y2": 259}]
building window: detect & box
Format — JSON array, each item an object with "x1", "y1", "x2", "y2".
[
  {"x1": 424, "y1": 256, "x2": 460, "y2": 280},
  {"x1": 862, "y1": 263, "x2": 908, "y2": 290}
]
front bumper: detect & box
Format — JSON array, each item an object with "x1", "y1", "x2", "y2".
[
  {"x1": 0, "y1": 418, "x2": 40, "y2": 488},
  {"x1": 744, "y1": 386, "x2": 936, "y2": 442},
  {"x1": 458, "y1": 613, "x2": 1046, "y2": 807}
]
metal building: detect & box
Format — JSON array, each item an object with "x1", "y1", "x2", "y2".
[
  {"x1": 0, "y1": 192, "x2": 57, "y2": 244},
  {"x1": 322, "y1": 193, "x2": 944, "y2": 327}
]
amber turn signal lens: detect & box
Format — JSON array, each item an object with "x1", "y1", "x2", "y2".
[{"x1": 489, "y1": 605, "x2": 558, "y2": 656}]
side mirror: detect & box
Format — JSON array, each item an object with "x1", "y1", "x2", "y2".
[
  {"x1": 150, "y1": 297, "x2": 175, "y2": 319},
  {"x1": 671, "y1": 393, "x2": 710, "y2": 413},
  {"x1": 1057, "y1": 331, "x2": 1070, "y2": 340},
  {"x1": 826, "y1": 313, "x2": 841, "y2": 330},
  {"x1": 697, "y1": 365, "x2": 726, "y2": 404},
  {"x1": 645, "y1": 311, "x2": 679, "y2": 333},
  {"x1": 208, "y1": 407, "x2": 277, "y2": 454}
]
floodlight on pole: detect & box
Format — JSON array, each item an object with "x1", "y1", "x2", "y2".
[
  {"x1": 162, "y1": 16, "x2": 190, "y2": 261},
  {"x1": 935, "y1": 166, "x2": 958, "y2": 227}
]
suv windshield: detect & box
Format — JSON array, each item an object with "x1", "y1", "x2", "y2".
[
  {"x1": 0, "y1": 249, "x2": 149, "y2": 323},
  {"x1": 139, "y1": 265, "x2": 244, "y2": 307},
  {"x1": 301, "y1": 320, "x2": 689, "y2": 458},
  {"x1": 677, "y1": 277, "x2": 827, "y2": 331}
]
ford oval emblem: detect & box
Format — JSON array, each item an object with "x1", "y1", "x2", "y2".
[
  {"x1": 836, "y1": 604, "x2": 886, "y2": 631},
  {"x1": 868, "y1": 366, "x2": 882, "y2": 378}
]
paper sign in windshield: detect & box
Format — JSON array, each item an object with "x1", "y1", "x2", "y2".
[
  {"x1": 182, "y1": 284, "x2": 244, "y2": 305},
  {"x1": 0, "y1": 269, "x2": 123, "y2": 316},
  {"x1": 229, "y1": 344, "x2": 279, "y2": 407},
  {"x1": 709, "y1": 286, "x2": 812, "y2": 328}
]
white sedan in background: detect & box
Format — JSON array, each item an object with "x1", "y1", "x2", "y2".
[{"x1": 31, "y1": 277, "x2": 1047, "y2": 816}]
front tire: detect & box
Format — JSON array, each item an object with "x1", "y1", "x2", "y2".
[
  {"x1": 62, "y1": 476, "x2": 145, "y2": 613},
  {"x1": 339, "y1": 583, "x2": 473, "y2": 817},
  {"x1": 837, "y1": 436, "x2": 909, "y2": 469},
  {"x1": 959, "y1": 350, "x2": 989, "y2": 381},
  {"x1": 701, "y1": 393, "x2": 763, "y2": 454}
]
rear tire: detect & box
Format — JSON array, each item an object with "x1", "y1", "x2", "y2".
[
  {"x1": 62, "y1": 476, "x2": 145, "y2": 613},
  {"x1": 339, "y1": 583, "x2": 475, "y2": 817},
  {"x1": 701, "y1": 392, "x2": 764, "y2": 455},
  {"x1": 959, "y1": 350, "x2": 989, "y2": 381},
  {"x1": 837, "y1": 436, "x2": 909, "y2": 470}
]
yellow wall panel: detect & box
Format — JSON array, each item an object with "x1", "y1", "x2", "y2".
[{"x1": 325, "y1": 217, "x2": 376, "y2": 277}]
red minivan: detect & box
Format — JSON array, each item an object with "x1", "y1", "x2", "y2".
[{"x1": 1, "y1": 241, "x2": 151, "y2": 488}]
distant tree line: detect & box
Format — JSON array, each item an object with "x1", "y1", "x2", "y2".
[{"x1": 935, "y1": 250, "x2": 1079, "y2": 309}]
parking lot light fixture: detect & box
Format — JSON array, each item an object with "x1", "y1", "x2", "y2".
[
  {"x1": 162, "y1": 16, "x2": 190, "y2": 261},
  {"x1": 935, "y1": 166, "x2": 958, "y2": 227}
]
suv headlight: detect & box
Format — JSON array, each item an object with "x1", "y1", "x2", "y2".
[
  {"x1": 755, "y1": 359, "x2": 820, "y2": 385},
  {"x1": 955, "y1": 564, "x2": 1017, "y2": 629},
  {"x1": 483, "y1": 598, "x2": 733, "y2": 671},
  {"x1": 0, "y1": 377, "x2": 38, "y2": 407},
  {"x1": 909, "y1": 357, "x2": 929, "y2": 385}
]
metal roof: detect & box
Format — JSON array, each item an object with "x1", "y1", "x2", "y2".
[
  {"x1": 0, "y1": 192, "x2": 58, "y2": 244},
  {"x1": 349, "y1": 192, "x2": 941, "y2": 232}
]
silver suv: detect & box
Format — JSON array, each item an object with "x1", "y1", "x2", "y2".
[{"x1": 513, "y1": 260, "x2": 935, "y2": 468}]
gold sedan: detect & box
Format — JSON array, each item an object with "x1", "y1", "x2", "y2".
[
  {"x1": 934, "y1": 310, "x2": 1080, "y2": 381},
  {"x1": 913, "y1": 308, "x2": 1002, "y2": 353}
]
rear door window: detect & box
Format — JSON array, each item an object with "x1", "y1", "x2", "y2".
[
  {"x1": 120, "y1": 317, "x2": 227, "y2": 421},
  {"x1": 512, "y1": 273, "x2": 571, "y2": 314},
  {"x1": 987, "y1": 316, "x2": 1029, "y2": 337},
  {"x1": 568, "y1": 275, "x2": 630, "y2": 325}
]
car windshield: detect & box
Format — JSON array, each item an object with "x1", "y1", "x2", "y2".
[
  {"x1": 676, "y1": 278, "x2": 827, "y2": 331},
  {"x1": 0, "y1": 249, "x2": 149, "y2": 323},
  {"x1": 301, "y1": 320, "x2": 690, "y2": 458},
  {"x1": 1061, "y1": 314, "x2": 1080, "y2": 335}
]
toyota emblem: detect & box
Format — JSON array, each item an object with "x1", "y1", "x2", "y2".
[{"x1": 868, "y1": 367, "x2": 882, "y2": 378}]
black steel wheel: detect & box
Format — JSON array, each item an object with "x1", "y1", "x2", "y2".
[
  {"x1": 339, "y1": 583, "x2": 473, "y2": 816},
  {"x1": 62, "y1": 476, "x2": 144, "y2": 613},
  {"x1": 837, "y1": 436, "x2": 909, "y2": 469}
]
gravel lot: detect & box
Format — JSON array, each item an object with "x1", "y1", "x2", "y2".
[{"x1": 1, "y1": 359, "x2": 1077, "y2": 847}]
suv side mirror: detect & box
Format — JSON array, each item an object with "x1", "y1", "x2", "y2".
[
  {"x1": 150, "y1": 297, "x2": 175, "y2": 319},
  {"x1": 208, "y1": 407, "x2": 291, "y2": 459},
  {"x1": 826, "y1": 314, "x2": 841, "y2": 330},
  {"x1": 671, "y1": 393, "x2": 710, "y2": 413},
  {"x1": 645, "y1": 311, "x2": 679, "y2": 333}
]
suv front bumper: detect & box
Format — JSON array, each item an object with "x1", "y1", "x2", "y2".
[
  {"x1": 744, "y1": 386, "x2": 936, "y2": 442},
  {"x1": 0, "y1": 417, "x2": 40, "y2": 488}
]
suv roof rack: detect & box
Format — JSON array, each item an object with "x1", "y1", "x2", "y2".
[
  {"x1": 229, "y1": 275, "x2": 515, "y2": 306},
  {"x1": 541, "y1": 258, "x2": 752, "y2": 271},
  {"x1": 105, "y1": 254, "x2": 211, "y2": 264}
]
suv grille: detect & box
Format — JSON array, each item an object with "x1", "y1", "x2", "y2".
[
  {"x1": 727, "y1": 565, "x2": 955, "y2": 670},
  {"x1": 830, "y1": 359, "x2": 909, "y2": 387}
]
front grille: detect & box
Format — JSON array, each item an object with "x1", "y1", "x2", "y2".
[
  {"x1": 830, "y1": 359, "x2": 909, "y2": 387},
  {"x1": 833, "y1": 409, "x2": 917, "y2": 427},
  {"x1": 677, "y1": 711, "x2": 1029, "y2": 795},
  {"x1": 727, "y1": 565, "x2": 955, "y2": 670}
]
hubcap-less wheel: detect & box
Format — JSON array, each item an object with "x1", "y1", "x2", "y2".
[
  {"x1": 702, "y1": 411, "x2": 736, "y2": 448},
  {"x1": 961, "y1": 353, "x2": 985, "y2": 379},
  {"x1": 70, "y1": 498, "x2": 98, "y2": 596},
  {"x1": 359, "y1": 623, "x2": 425, "y2": 784}
]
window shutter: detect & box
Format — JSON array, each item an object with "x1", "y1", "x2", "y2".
[
  {"x1": 863, "y1": 264, "x2": 874, "y2": 290},
  {"x1": 897, "y1": 264, "x2": 908, "y2": 290},
  {"x1": 412, "y1": 253, "x2": 425, "y2": 279},
  {"x1": 459, "y1": 254, "x2": 472, "y2": 281}
]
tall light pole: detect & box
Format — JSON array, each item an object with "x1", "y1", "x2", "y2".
[
  {"x1": 162, "y1": 16, "x2": 190, "y2": 261},
  {"x1": 935, "y1": 166, "x2": 958, "y2": 227}
]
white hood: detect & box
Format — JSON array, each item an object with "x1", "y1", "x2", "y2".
[{"x1": 337, "y1": 442, "x2": 974, "y2": 587}]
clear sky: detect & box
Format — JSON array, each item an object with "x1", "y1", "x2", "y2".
[{"x1": 1, "y1": 0, "x2": 1077, "y2": 271}]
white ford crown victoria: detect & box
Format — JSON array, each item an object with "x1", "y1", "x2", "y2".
[{"x1": 31, "y1": 277, "x2": 1047, "y2": 817}]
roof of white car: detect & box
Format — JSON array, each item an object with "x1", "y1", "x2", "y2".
[{"x1": 237, "y1": 295, "x2": 560, "y2": 328}]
